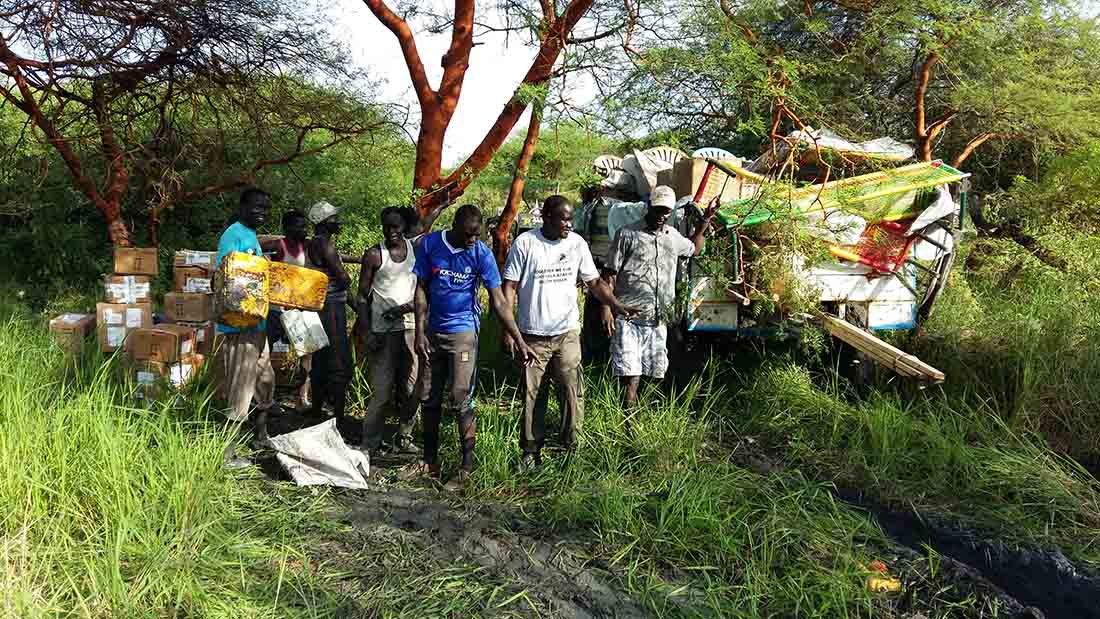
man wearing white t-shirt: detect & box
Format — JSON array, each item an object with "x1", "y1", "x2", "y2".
[{"x1": 503, "y1": 195, "x2": 637, "y2": 469}]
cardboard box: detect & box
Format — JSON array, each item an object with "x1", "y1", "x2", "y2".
[
  {"x1": 49, "y1": 313, "x2": 96, "y2": 354},
  {"x1": 177, "y1": 321, "x2": 215, "y2": 355},
  {"x1": 173, "y1": 250, "x2": 217, "y2": 270},
  {"x1": 134, "y1": 354, "x2": 205, "y2": 400},
  {"x1": 96, "y1": 303, "x2": 153, "y2": 352},
  {"x1": 164, "y1": 292, "x2": 214, "y2": 323},
  {"x1": 127, "y1": 324, "x2": 197, "y2": 363},
  {"x1": 114, "y1": 247, "x2": 159, "y2": 276},
  {"x1": 173, "y1": 266, "x2": 212, "y2": 294},
  {"x1": 103, "y1": 275, "x2": 151, "y2": 304},
  {"x1": 672, "y1": 157, "x2": 749, "y2": 205}
]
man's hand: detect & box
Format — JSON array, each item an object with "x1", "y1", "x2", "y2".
[
  {"x1": 601, "y1": 305, "x2": 616, "y2": 337},
  {"x1": 514, "y1": 339, "x2": 537, "y2": 368},
  {"x1": 612, "y1": 302, "x2": 642, "y2": 320},
  {"x1": 415, "y1": 332, "x2": 433, "y2": 359},
  {"x1": 702, "y1": 200, "x2": 720, "y2": 227},
  {"x1": 503, "y1": 332, "x2": 517, "y2": 357}
]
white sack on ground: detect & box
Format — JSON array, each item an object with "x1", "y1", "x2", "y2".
[{"x1": 269, "y1": 418, "x2": 370, "y2": 489}]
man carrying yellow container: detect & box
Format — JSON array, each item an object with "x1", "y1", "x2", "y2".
[{"x1": 216, "y1": 187, "x2": 278, "y2": 469}]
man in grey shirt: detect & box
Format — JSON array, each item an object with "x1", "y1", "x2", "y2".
[{"x1": 601, "y1": 185, "x2": 718, "y2": 411}]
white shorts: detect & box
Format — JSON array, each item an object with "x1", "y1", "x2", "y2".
[{"x1": 611, "y1": 318, "x2": 668, "y2": 378}]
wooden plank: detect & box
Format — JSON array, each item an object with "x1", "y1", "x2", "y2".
[{"x1": 819, "y1": 313, "x2": 945, "y2": 383}]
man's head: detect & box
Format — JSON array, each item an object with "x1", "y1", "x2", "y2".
[
  {"x1": 238, "y1": 187, "x2": 271, "y2": 230},
  {"x1": 541, "y1": 195, "x2": 574, "y2": 241},
  {"x1": 282, "y1": 209, "x2": 308, "y2": 242},
  {"x1": 309, "y1": 201, "x2": 342, "y2": 236},
  {"x1": 644, "y1": 185, "x2": 676, "y2": 231},
  {"x1": 400, "y1": 207, "x2": 423, "y2": 237},
  {"x1": 449, "y1": 204, "x2": 483, "y2": 250},
  {"x1": 380, "y1": 206, "x2": 405, "y2": 246}
]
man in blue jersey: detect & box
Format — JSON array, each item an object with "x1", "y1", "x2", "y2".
[
  {"x1": 406, "y1": 204, "x2": 535, "y2": 490},
  {"x1": 215, "y1": 187, "x2": 279, "y2": 469}
]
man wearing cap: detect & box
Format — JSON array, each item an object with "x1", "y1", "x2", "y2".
[
  {"x1": 305, "y1": 201, "x2": 356, "y2": 431},
  {"x1": 601, "y1": 185, "x2": 718, "y2": 413},
  {"x1": 216, "y1": 187, "x2": 279, "y2": 468}
]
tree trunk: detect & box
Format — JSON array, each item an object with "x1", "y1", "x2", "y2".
[{"x1": 494, "y1": 105, "x2": 543, "y2": 267}]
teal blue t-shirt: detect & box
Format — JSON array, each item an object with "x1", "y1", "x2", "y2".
[{"x1": 216, "y1": 221, "x2": 267, "y2": 334}]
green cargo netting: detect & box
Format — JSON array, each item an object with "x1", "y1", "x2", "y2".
[{"x1": 716, "y1": 161, "x2": 967, "y2": 228}]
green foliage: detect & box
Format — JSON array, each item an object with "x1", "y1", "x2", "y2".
[{"x1": 0, "y1": 316, "x2": 354, "y2": 617}]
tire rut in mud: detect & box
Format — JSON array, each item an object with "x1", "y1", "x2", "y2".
[
  {"x1": 836, "y1": 488, "x2": 1100, "y2": 619},
  {"x1": 336, "y1": 485, "x2": 652, "y2": 618}
]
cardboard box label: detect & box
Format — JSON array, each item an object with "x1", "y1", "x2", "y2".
[
  {"x1": 126, "y1": 308, "x2": 145, "y2": 328},
  {"x1": 178, "y1": 250, "x2": 215, "y2": 267},
  {"x1": 180, "y1": 339, "x2": 193, "y2": 355},
  {"x1": 137, "y1": 371, "x2": 156, "y2": 384},
  {"x1": 183, "y1": 277, "x2": 212, "y2": 294},
  {"x1": 103, "y1": 309, "x2": 123, "y2": 325},
  {"x1": 56, "y1": 314, "x2": 85, "y2": 324},
  {"x1": 272, "y1": 341, "x2": 289, "y2": 353},
  {"x1": 105, "y1": 276, "x2": 151, "y2": 303},
  {"x1": 107, "y1": 327, "x2": 126, "y2": 347},
  {"x1": 169, "y1": 363, "x2": 193, "y2": 386}
]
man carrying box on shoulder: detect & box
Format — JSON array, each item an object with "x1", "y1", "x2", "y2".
[{"x1": 216, "y1": 187, "x2": 279, "y2": 469}]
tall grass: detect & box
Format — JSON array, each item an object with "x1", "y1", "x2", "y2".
[
  {"x1": 738, "y1": 361, "x2": 1100, "y2": 567},
  {"x1": 456, "y1": 367, "x2": 892, "y2": 618},
  {"x1": 0, "y1": 317, "x2": 348, "y2": 618},
  {"x1": 913, "y1": 237, "x2": 1100, "y2": 463}
]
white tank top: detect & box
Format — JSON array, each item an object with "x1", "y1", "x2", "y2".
[
  {"x1": 279, "y1": 238, "x2": 307, "y2": 267},
  {"x1": 371, "y1": 238, "x2": 416, "y2": 332}
]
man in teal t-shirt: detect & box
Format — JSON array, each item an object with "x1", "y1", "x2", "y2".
[{"x1": 215, "y1": 187, "x2": 278, "y2": 469}]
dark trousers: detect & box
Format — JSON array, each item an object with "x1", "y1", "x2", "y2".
[
  {"x1": 311, "y1": 298, "x2": 353, "y2": 412},
  {"x1": 421, "y1": 330, "x2": 478, "y2": 467}
]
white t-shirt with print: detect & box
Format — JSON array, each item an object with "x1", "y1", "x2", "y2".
[{"x1": 503, "y1": 229, "x2": 600, "y2": 336}]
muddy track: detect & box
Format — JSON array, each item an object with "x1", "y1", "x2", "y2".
[
  {"x1": 836, "y1": 487, "x2": 1100, "y2": 619},
  {"x1": 730, "y1": 447, "x2": 1100, "y2": 619},
  {"x1": 336, "y1": 485, "x2": 653, "y2": 618}
]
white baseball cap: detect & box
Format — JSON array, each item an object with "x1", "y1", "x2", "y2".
[
  {"x1": 308, "y1": 201, "x2": 340, "y2": 224},
  {"x1": 650, "y1": 186, "x2": 676, "y2": 209}
]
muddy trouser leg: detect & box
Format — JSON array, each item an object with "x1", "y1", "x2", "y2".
[
  {"x1": 520, "y1": 334, "x2": 553, "y2": 455},
  {"x1": 219, "y1": 330, "x2": 274, "y2": 459},
  {"x1": 553, "y1": 331, "x2": 584, "y2": 449},
  {"x1": 362, "y1": 331, "x2": 398, "y2": 449},
  {"x1": 422, "y1": 333, "x2": 451, "y2": 467},
  {"x1": 443, "y1": 331, "x2": 479, "y2": 471},
  {"x1": 396, "y1": 329, "x2": 420, "y2": 440}
]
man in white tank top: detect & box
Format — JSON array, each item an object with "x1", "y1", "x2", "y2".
[{"x1": 356, "y1": 207, "x2": 421, "y2": 454}]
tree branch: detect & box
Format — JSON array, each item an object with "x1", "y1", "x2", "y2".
[
  {"x1": 362, "y1": 0, "x2": 436, "y2": 108},
  {"x1": 952, "y1": 132, "x2": 1000, "y2": 167},
  {"x1": 914, "y1": 51, "x2": 940, "y2": 161},
  {"x1": 437, "y1": 0, "x2": 476, "y2": 116}
]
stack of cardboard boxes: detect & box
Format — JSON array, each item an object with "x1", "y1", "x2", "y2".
[
  {"x1": 166, "y1": 250, "x2": 217, "y2": 357},
  {"x1": 97, "y1": 248, "x2": 156, "y2": 354},
  {"x1": 129, "y1": 250, "x2": 217, "y2": 400}
]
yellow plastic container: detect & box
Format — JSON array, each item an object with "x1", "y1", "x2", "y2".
[
  {"x1": 213, "y1": 252, "x2": 270, "y2": 328},
  {"x1": 267, "y1": 262, "x2": 328, "y2": 311}
]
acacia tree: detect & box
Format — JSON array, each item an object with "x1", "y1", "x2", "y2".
[
  {"x1": 0, "y1": 0, "x2": 380, "y2": 246},
  {"x1": 360, "y1": 0, "x2": 626, "y2": 229},
  {"x1": 599, "y1": 0, "x2": 1100, "y2": 173}
]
